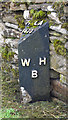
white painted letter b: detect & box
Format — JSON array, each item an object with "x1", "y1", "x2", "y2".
[{"x1": 32, "y1": 70, "x2": 38, "y2": 78}]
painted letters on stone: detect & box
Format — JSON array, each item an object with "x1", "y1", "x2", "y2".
[
  {"x1": 21, "y1": 57, "x2": 47, "y2": 78},
  {"x1": 18, "y1": 22, "x2": 50, "y2": 101}
]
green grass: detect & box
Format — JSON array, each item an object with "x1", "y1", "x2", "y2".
[
  {"x1": 1, "y1": 71, "x2": 67, "y2": 118},
  {"x1": 0, "y1": 108, "x2": 20, "y2": 118},
  {"x1": 1, "y1": 100, "x2": 67, "y2": 118}
]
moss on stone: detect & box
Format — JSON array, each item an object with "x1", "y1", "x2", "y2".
[
  {"x1": 2, "y1": 2, "x2": 9, "y2": 9},
  {"x1": 53, "y1": 39, "x2": 66, "y2": 56},
  {"x1": 14, "y1": 2, "x2": 21, "y2": 6},
  {"x1": 47, "y1": 11, "x2": 51, "y2": 15},
  {"x1": 39, "y1": 10, "x2": 46, "y2": 18},
  {"x1": 43, "y1": 19, "x2": 47, "y2": 24},
  {"x1": 28, "y1": 10, "x2": 47, "y2": 28},
  {"x1": 30, "y1": 9, "x2": 35, "y2": 17},
  {"x1": 58, "y1": 12, "x2": 64, "y2": 21},
  {"x1": 52, "y1": 32, "x2": 61, "y2": 37},
  {"x1": 52, "y1": 2, "x2": 59, "y2": 9},
  {"x1": 52, "y1": 2, "x2": 64, "y2": 12},
  {"x1": 15, "y1": 15, "x2": 25, "y2": 29},
  {"x1": 61, "y1": 23, "x2": 68, "y2": 31},
  {"x1": 1, "y1": 43, "x2": 15, "y2": 62},
  {"x1": 29, "y1": 20, "x2": 35, "y2": 27},
  {"x1": 29, "y1": 19, "x2": 38, "y2": 28},
  {"x1": 33, "y1": 10, "x2": 46, "y2": 20},
  {"x1": 49, "y1": 20, "x2": 54, "y2": 27},
  {"x1": 18, "y1": 20, "x2": 25, "y2": 29},
  {"x1": 14, "y1": 10, "x2": 46, "y2": 29},
  {"x1": 11, "y1": 68, "x2": 19, "y2": 78},
  {"x1": 1, "y1": 42, "x2": 19, "y2": 79}
]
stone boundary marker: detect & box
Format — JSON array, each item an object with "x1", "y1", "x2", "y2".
[
  {"x1": 0, "y1": 0, "x2": 67, "y2": 3},
  {"x1": 18, "y1": 22, "x2": 50, "y2": 102}
]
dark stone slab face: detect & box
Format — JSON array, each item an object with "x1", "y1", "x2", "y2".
[{"x1": 18, "y1": 22, "x2": 50, "y2": 102}]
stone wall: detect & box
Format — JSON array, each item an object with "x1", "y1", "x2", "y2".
[
  {"x1": 0, "y1": 1, "x2": 68, "y2": 88},
  {"x1": 0, "y1": 0, "x2": 67, "y2": 3}
]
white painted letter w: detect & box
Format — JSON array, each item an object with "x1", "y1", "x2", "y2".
[{"x1": 21, "y1": 58, "x2": 31, "y2": 67}]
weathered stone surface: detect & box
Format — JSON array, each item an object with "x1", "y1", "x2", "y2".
[
  {"x1": 20, "y1": 4, "x2": 27, "y2": 10},
  {"x1": 50, "y1": 36, "x2": 66, "y2": 43},
  {"x1": 41, "y1": 3, "x2": 51, "y2": 11},
  {"x1": 0, "y1": 4, "x2": 2, "y2": 11},
  {"x1": 3, "y1": 28, "x2": 21, "y2": 38},
  {"x1": 28, "y1": 4, "x2": 41, "y2": 10},
  {"x1": 50, "y1": 69, "x2": 60, "y2": 79},
  {"x1": 5, "y1": 38, "x2": 19, "y2": 48},
  {"x1": 48, "y1": 12, "x2": 61, "y2": 24},
  {"x1": 49, "y1": 31, "x2": 61, "y2": 37},
  {"x1": 0, "y1": 22, "x2": 5, "y2": 105},
  {"x1": 3, "y1": 15, "x2": 18, "y2": 25},
  {"x1": 0, "y1": 22, "x2": 5, "y2": 46},
  {"x1": 0, "y1": 22, "x2": 4, "y2": 66},
  {"x1": 50, "y1": 44, "x2": 66, "y2": 76},
  {"x1": 18, "y1": 22, "x2": 50, "y2": 102},
  {"x1": 5, "y1": 22, "x2": 21, "y2": 31},
  {"x1": 66, "y1": 57, "x2": 68, "y2": 84},
  {"x1": 65, "y1": 42, "x2": 68, "y2": 50},
  {"x1": 20, "y1": 87, "x2": 32, "y2": 103},
  {"x1": 35, "y1": 0, "x2": 46, "y2": 3},
  {"x1": 12, "y1": 48, "x2": 18, "y2": 55},
  {"x1": 64, "y1": 6, "x2": 68, "y2": 14},
  {"x1": 47, "y1": 5, "x2": 54, "y2": 12},
  {"x1": 50, "y1": 25, "x2": 68, "y2": 35},
  {"x1": 60, "y1": 74, "x2": 67, "y2": 85},
  {"x1": 10, "y1": 2, "x2": 26, "y2": 11},
  {"x1": 28, "y1": 3, "x2": 51, "y2": 11}
]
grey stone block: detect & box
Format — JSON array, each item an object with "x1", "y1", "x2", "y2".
[{"x1": 50, "y1": 69, "x2": 60, "y2": 79}]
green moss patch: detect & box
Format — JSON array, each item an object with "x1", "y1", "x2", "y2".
[
  {"x1": 61, "y1": 23, "x2": 68, "y2": 31},
  {"x1": 1, "y1": 43, "x2": 19, "y2": 79},
  {"x1": 49, "y1": 20, "x2": 54, "y2": 27},
  {"x1": 14, "y1": 2, "x2": 21, "y2": 7},
  {"x1": 47, "y1": 11, "x2": 51, "y2": 15},
  {"x1": 33, "y1": 10, "x2": 46, "y2": 20},
  {"x1": 30, "y1": 9, "x2": 35, "y2": 17},
  {"x1": 28, "y1": 10, "x2": 47, "y2": 28},
  {"x1": 1, "y1": 43, "x2": 15, "y2": 62},
  {"x1": 52, "y1": 2, "x2": 64, "y2": 12},
  {"x1": 15, "y1": 15, "x2": 25, "y2": 29},
  {"x1": 53, "y1": 39, "x2": 66, "y2": 56}
]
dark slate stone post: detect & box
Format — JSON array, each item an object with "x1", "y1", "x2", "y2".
[{"x1": 18, "y1": 22, "x2": 50, "y2": 102}]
